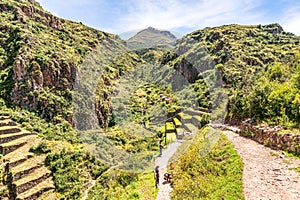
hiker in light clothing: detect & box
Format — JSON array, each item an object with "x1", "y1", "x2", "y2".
[{"x1": 159, "y1": 142, "x2": 163, "y2": 156}]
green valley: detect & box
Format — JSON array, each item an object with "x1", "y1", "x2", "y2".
[{"x1": 0, "y1": 0, "x2": 299, "y2": 199}]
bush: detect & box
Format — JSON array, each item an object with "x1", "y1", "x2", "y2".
[
  {"x1": 30, "y1": 141, "x2": 51, "y2": 154},
  {"x1": 45, "y1": 150, "x2": 107, "y2": 199}
]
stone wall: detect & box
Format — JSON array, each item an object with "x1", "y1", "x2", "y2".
[{"x1": 236, "y1": 121, "x2": 300, "y2": 155}]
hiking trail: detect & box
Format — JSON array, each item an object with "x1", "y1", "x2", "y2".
[
  {"x1": 155, "y1": 140, "x2": 182, "y2": 200},
  {"x1": 155, "y1": 124, "x2": 300, "y2": 200},
  {"x1": 222, "y1": 126, "x2": 300, "y2": 200}
]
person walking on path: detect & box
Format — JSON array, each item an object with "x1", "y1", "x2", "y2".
[
  {"x1": 159, "y1": 142, "x2": 164, "y2": 156},
  {"x1": 154, "y1": 166, "x2": 160, "y2": 188}
]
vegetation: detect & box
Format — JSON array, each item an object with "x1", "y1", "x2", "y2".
[
  {"x1": 169, "y1": 127, "x2": 244, "y2": 200},
  {"x1": 1, "y1": 0, "x2": 300, "y2": 198},
  {"x1": 233, "y1": 58, "x2": 300, "y2": 128},
  {"x1": 0, "y1": 1, "x2": 158, "y2": 199},
  {"x1": 135, "y1": 48, "x2": 165, "y2": 64},
  {"x1": 0, "y1": 98, "x2": 79, "y2": 142},
  {"x1": 78, "y1": 127, "x2": 158, "y2": 170},
  {"x1": 0, "y1": 0, "x2": 135, "y2": 126},
  {"x1": 162, "y1": 23, "x2": 300, "y2": 127},
  {"x1": 129, "y1": 83, "x2": 180, "y2": 127},
  {"x1": 88, "y1": 170, "x2": 157, "y2": 200},
  {"x1": 45, "y1": 150, "x2": 107, "y2": 199}
]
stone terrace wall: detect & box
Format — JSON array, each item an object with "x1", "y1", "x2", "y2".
[{"x1": 236, "y1": 121, "x2": 300, "y2": 155}]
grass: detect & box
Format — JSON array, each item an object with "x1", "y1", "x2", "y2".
[
  {"x1": 45, "y1": 150, "x2": 107, "y2": 199},
  {"x1": 0, "y1": 105, "x2": 79, "y2": 143},
  {"x1": 270, "y1": 150, "x2": 300, "y2": 160},
  {"x1": 0, "y1": 130, "x2": 31, "y2": 139},
  {"x1": 0, "y1": 125, "x2": 20, "y2": 130},
  {"x1": 173, "y1": 118, "x2": 182, "y2": 127},
  {"x1": 270, "y1": 151, "x2": 279, "y2": 157},
  {"x1": 183, "y1": 123, "x2": 198, "y2": 132},
  {"x1": 1, "y1": 135, "x2": 36, "y2": 148},
  {"x1": 178, "y1": 113, "x2": 192, "y2": 120},
  {"x1": 87, "y1": 170, "x2": 158, "y2": 200},
  {"x1": 169, "y1": 127, "x2": 244, "y2": 200},
  {"x1": 192, "y1": 115, "x2": 202, "y2": 123},
  {"x1": 166, "y1": 132, "x2": 177, "y2": 144},
  {"x1": 165, "y1": 122, "x2": 175, "y2": 132},
  {"x1": 4, "y1": 144, "x2": 34, "y2": 163},
  {"x1": 119, "y1": 172, "x2": 158, "y2": 200},
  {"x1": 285, "y1": 151, "x2": 300, "y2": 159}
]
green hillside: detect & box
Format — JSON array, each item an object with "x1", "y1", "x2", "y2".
[
  {"x1": 169, "y1": 128, "x2": 244, "y2": 199},
  {"x1": 0, "y1": 0, "x2": 141, "y2": 127},
  {"x1": 0, "y1": 0, "x2": 299, "y2": 199},
  {"x1": 0, "y1": 0, "x2": 156, "y2": 199},
  {"x1": 161, "y1": 23, "x2": 300, "y2": 127}
]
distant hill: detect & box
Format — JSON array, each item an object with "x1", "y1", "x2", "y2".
[
  {"x1": 118, "y1": 29, "x2": 143, "y2": 40},
  {"x1": 126, "y1": 27, "x2": 177, "y2": 50}
]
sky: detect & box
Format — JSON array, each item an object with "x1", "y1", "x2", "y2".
[{"x1": 37, "y1": 0, "x2": 300, "y2": 36}]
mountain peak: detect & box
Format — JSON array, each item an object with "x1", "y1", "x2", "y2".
[
  {"x1": 146, "y1": 26, "x2": 156, "y2": 31},
  {"x1": 127, "y1": 27, "x2": 177, "y2": 50}
]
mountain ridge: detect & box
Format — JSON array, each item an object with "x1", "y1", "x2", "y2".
[
  {"x1": 126, "y1": 26, "x2": 177, "y2": 50},
  {"x1": 0, "y1": 1, "x2": 299, "y2": 199}
]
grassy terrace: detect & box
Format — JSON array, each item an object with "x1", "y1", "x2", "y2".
[
  {"x1": 165, "y1": 122, "x2": 176, "y2": 132},
  {"x1": 11, "y1": 155, "x2": 46, "y2": 176},
  {"x1": 17, "y1": 177, "x2": 54, "y2": 200},
  {"x1": 173, "y1": 118, "x2": 182, "y2": 127},
  {"x1": 177, "y1": 112, "x2": 192, "y2": 120}
]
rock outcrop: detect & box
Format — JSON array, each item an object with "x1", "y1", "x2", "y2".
[{"x1": 1, "y1": 0, "x2": 129, "y2": 125}]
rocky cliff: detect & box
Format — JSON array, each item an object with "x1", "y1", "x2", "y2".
[{"x1": 0, "y1": 0, "x2": 137, "y2": 126}]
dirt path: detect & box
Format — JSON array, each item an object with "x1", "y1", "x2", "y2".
[
  {"x1": 81, "y1": 179, "x2": 96, "y2": 200},
  {"x1": 223, "y1": 127, "x2": 300, "y2": 200},
  {"x1": 155, "y1": 140, "x2": 183, "y2": 200}
]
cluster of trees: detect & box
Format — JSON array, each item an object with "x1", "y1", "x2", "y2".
[{"x1": 230, "y1": 56, "x2": 300, "y2": 127}]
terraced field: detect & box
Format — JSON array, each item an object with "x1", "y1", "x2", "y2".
[
  {"x1": 160, "y1": 95, "x2": 210, "y2": 143},
  {"x1": 0, "y1": 117, "x2": 55, "y2": 200}
]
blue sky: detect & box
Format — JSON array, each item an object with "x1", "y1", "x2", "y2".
[{"x1": 38, "y1": 0, "x2": 300, "y2": 35}]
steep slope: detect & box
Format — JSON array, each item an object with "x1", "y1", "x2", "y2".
[
  {"x1": 0, "y1": 116, "x2": 55, "y2": 200},
  {"x1": 127, "y1": 27, "x2": 177, "y2": 50},
  {"x1": 0, "y1": 0, "x2": 139, "y2": 127},
  {"x1": 160, "y1": 24, "x2": 300, "y2": 125},
  {"x1": 0, "y1": 1, "x2": 155, "y2": 199}
]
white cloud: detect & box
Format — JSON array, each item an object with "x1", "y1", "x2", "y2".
[
  {"x1": 115, "y1": 0, "x2": 263, "y2": 33},
  {"x1": 37, "y1": 0, "x2": 300, "y2": 35},
  {"x1": 281, "y1": 5, "x2": 300, "y2": 35}
]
